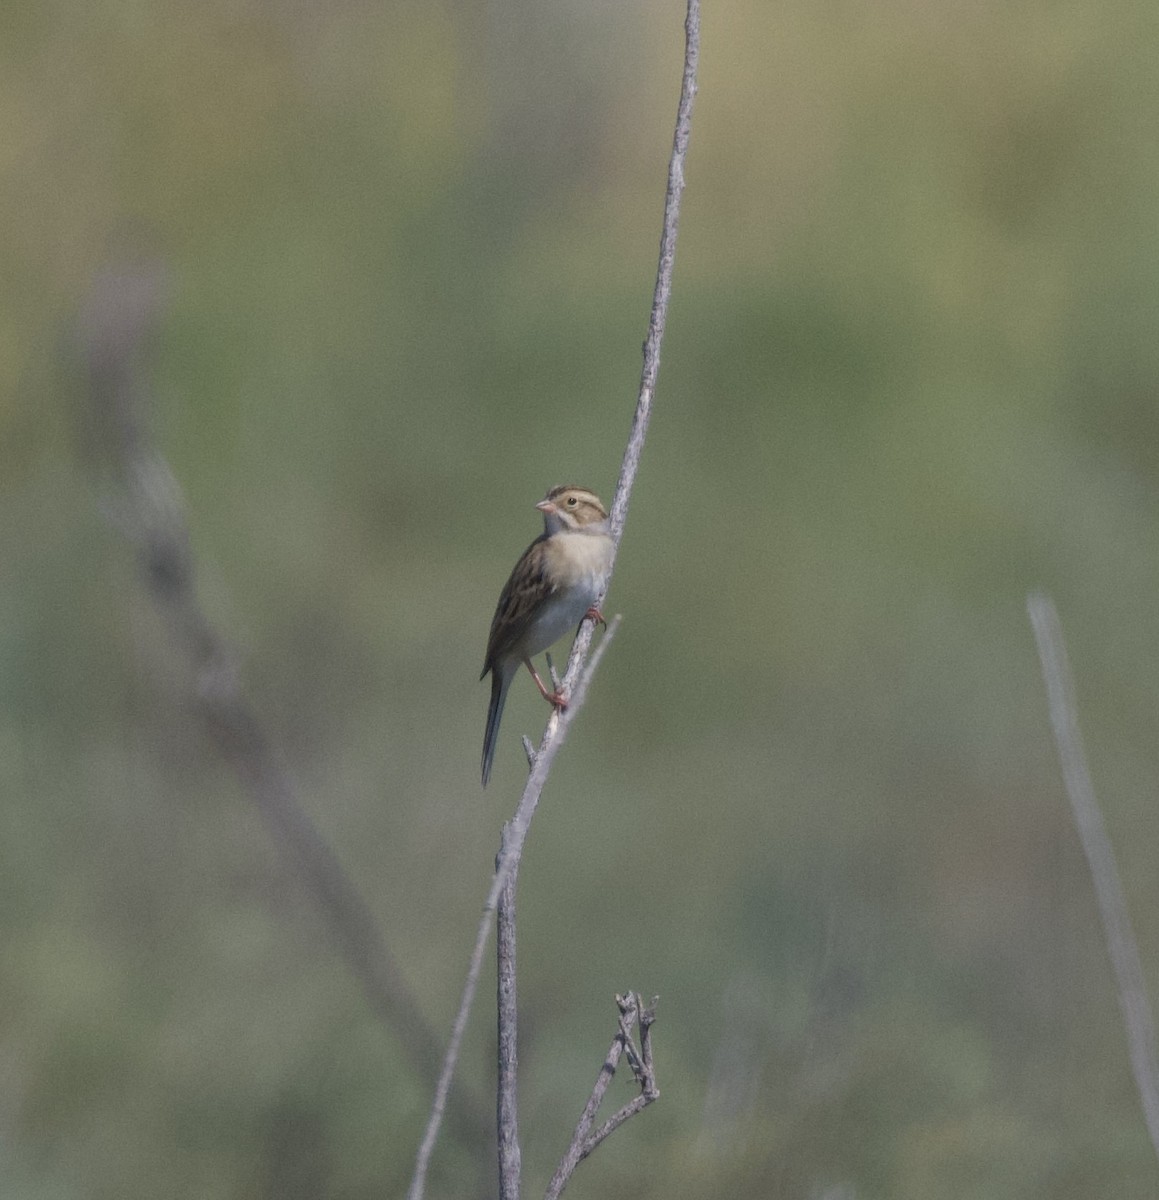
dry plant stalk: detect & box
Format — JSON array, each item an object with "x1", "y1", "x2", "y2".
[
  {"x1": 496, "y1": 825, "x2": 522, "y2": 1200},
  {"x1": 1027, "y1": 592, "x2": 1159, "y2": 1164},
  {"x1": 407, "y1": 0, "x2": 700, "y2": 1194}
]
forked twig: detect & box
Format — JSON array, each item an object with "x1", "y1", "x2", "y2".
[
  {"x1": 1027, "y1": 592, "x2": 1159, "y2": 1163},
  {"x1": 407, "y1": 0, "x2": 697, "y2": 1193},
  {"x1": 544, "y1": 993, "x2": 660, "y2": 1200}
]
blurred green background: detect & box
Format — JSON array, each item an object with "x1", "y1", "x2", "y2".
[{"x1": 5, "y1": 0, "x2": 1159, "y2": 1196}]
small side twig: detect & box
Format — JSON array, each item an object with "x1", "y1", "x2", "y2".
[
  {"x1": 521, "y1": 735, "x2": 538, "y2": 769},
  {"x1": 1027, "y1": 592, "x2": 1159, "y2": 1164},
  {"x1": 543, "y1": 993, "x2": 660, "y2": 1200}
]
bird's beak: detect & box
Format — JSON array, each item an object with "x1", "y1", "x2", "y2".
[{"x1": 535, "y1": 499, "x2": 556, "y2": 514}]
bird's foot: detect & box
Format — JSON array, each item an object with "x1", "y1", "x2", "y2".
[{"x1": 527, "y1": 660, "x2": 569, "y2": 709}]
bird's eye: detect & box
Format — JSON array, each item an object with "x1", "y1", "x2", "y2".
[{"x1": 567, "y1": 496, "x2": 578, "y2": 507}]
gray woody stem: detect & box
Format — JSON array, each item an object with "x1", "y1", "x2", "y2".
[
  {"x1": 1027, "y1": 592, "x2": 1159, "y2": 1163},
  {"x1": 407, "y1": 620, "x2": 620, "y2": 1200},
  {"x1": 407, "y1": 0, "x2": 698, "y2": 1193},
  {"x1": 497, "y1": 825, "x2": 521, "y2": 1200}
]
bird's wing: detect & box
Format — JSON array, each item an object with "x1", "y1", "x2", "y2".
[{"x1": 481, "y1": 536, "x2": 558, "y2": 675}]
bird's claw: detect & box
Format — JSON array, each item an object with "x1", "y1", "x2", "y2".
[{"x1": 585, "y1": 606, "x2": 608, "y2": 630}]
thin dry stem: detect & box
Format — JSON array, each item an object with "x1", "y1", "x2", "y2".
[
  {"x1": 406, "y1": 620, "x2": 620, "y2": 1200},
  {"x1": 497, "y1": 826, "x2": 522, "y2": 1200},
  {"x1": 407, "y1": 0, "x2": 697, "y2": 1193},
  {"x1": 1027, "y1": 592, "x2": 1159, "y2": 1163}
]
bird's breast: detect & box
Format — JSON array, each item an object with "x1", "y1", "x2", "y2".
[
  {"x1": 546, "y1": 529, "x2": 614, "y2": 590},
  {"x1": 522, "y1": 531, "x2": 613, "y2": 656}
]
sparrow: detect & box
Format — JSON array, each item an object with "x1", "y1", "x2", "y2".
[{"x1": 480, "y1": 485, "x2": 614, "y2": 786}]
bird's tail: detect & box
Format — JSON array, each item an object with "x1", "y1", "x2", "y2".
[{"x1": 481, "y1": 666, "x2": 512, "y2": 787}]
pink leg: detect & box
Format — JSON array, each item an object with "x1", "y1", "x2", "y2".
[
  {"x1": 524, "y1": 659, "x2": 567, "y2": 709},
  {"x1": 584, "y1": 606, "x2": 607, "y2": 629}
]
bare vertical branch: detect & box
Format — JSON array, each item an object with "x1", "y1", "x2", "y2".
[
  {"x1": 407, "y1": 1, "x2": 698, "y2": 1190},
  {"x1": 497, "y1": 825, "x2": 522, "y2": 1200},
  {"x1": 407, "y1": 619, "x2": 620, "y2": 1200},
  {"x1": 1027, "y1": 592, "x2": 1159, "y2": 1162},
  {"x1": 605, "y1": 0, "x2": 700, "y2": 551}
]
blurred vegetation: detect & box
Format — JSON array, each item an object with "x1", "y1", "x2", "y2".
[{"x1": 4, "y1": 0, "x2": 1159, "y2": 1196}]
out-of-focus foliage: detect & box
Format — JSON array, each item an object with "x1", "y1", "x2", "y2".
[{"x1": 4, "y1": 0, "x2": 1159, "y2": 1196}]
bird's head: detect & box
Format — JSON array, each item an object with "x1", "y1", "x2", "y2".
[{"x1": 536, "y1": 485, "x2": 609, "y2": 534}]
